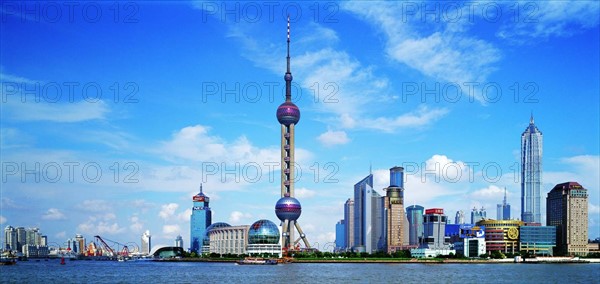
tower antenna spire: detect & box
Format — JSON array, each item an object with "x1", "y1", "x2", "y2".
[
  {"x1": 503, "y1": 187, "x2": 507, "y2": 205},
  {"x1": 285, "y1": 14, "x2": 292, "y2": 102},
  {"x1": 200, "y1": 183, "x2": 203, "y2": 194},
  {"x1": 530, "y1": 111, "x2": 534, "y2": 124}
]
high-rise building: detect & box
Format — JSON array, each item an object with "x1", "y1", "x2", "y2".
[
  {"x1": 497, "y1": 188, "x2": 511, "y2": 220},
  {"x1": 274, "y1": 16, "x2": 310, "y2": 254},
  {"x1": 75, "y1": 234, "x2": 85, "y2": 255},
  {"x1": 16, "y1": 227, "x2": 26, "y2": 253},
  {"x1": 353, "y1": 173, "x2": 385, "y2": 253},
  {"x1": 175, "y1": 235, "x2": 184, "y2": 249},
  {"x1": 344, "y1": 199, "x2": 354, "y2": 250},
  {"x1": 4, "y1": 226, "x2": 17, "y2": 251},
  {"x1": 384, "y1": 167, "x2": 410, "y2": 253},
  {"x1": 141, "y1": 230, "x2": 151, "y2": 255},
  {"x1": 546, "y1": 182, "x2": 589, "y2": 256},
  {"x1": 335, "y1": 220, "x2": 346, "y2": 251},
  {"x1": 521, "y1": 115, "x2": 542, "y2": 223},
  {"x1": 471, "y1": 207, "x2": 486, "y2": 224},
  {"x1": 410, "y1": 208, "x2": 455, "y2": 258},
  {"x1": 190, "y1": 184, "x2": 212, "y2": 253},
  {"x1": 406, "y1": 205, "x2": 424, "y2": 246},
  {"x1": 455, "y1": 210, "x2": 465, "y2": 224}
]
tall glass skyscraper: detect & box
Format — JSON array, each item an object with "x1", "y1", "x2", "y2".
[
  {"x1": 353, "y1": 173, "x2": 385, "y2": 253},
  {"x1": 190, "y1": 184, "x2": 212, "y2": 253},
  {"x1": 406, "y1": 205, "x2": 424, "y2": 246},
  {"x1": 521, "y1": 115, "x2": 542, "y2": 223}
]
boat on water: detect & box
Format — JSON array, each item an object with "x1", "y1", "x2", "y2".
[
  {"x1": 236, "y1": 257, "x2": 277, "y2": 265},
  {"x1": 0, "y1": 258, "x2": 17, "y2": 265}
]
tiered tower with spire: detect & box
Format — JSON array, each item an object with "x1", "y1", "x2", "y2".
[
  {"x1": 274, "y1": 16, "x2": 311, "y2": 254},
  {"x1": 521, "y1": 114, "x2": 542, "y2": 223}
]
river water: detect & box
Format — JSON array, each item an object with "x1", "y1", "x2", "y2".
[{"x1": 1, "y1": 259, "x2": 598, "y2": 283}]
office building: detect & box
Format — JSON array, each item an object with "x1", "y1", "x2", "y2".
[
  {"x1": 190, "y1": 184, "x2": 212, "y2": 253},
  {"x1": 520, "y1": 225, "x2": 556, "y2": 256},
  {"x1": 141, "y1": 230, "x2": 151, "y2": 255},
  {"x1": 202, "y1": 222, "x2": 231, "y2": 253},
  {"x1": 344, "y1": 199, "x2": 354, "y2": 250},
  {"x1": 411, "y1": 208, "x2": 455, "y2": 258},
  {"x1": 208, "y1": 225, "x2": 250, "y2": 256},
  {"x1": 406, "y1": 205, "x2": 424, "y2": 246},
  {"x1": 477, "y1": 219, "x2": 524, "y2": 254},
  {"x1": 4, "y1": 226, "x2": 17, "y2": 251},
  {"x1": 521, "y1": 115, "x2": 543, "y2": 223},
  {"x1": 384, "y1": 167, "x2": 410, "y2": 253},
  {"x1": 547, "y1": 182, "x2": 589, "y2": 256},
  {"x1": 471, "y1": 207, "x2": 486, "y2": 224},
  {"x1": 335, "y1": 220, "x2": 346, "y2": 251},
  {"x1": 497, "y1": 188, "x2": 511, "y2": 220},
  {"x1": 353, "y1": 173, "x2": 385, "y2": 253}
]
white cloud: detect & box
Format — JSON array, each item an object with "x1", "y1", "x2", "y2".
[
  {"x1": 317, "y1": 130, "x2": 350, "y2": 147},
  {"x1": 42, "y1": 208, "x2": 66, "y2": 220},
  {"x1": 361, "y1": 106, "x2": 449, "y2": 133},
  {"x1": 472, "y1": 185, "x2": 505, "y2": 200},
  {"x1": 6, "y1": 100, "x2": 109, "y2": 122},
  {"x1": 78, "y1": 220, "x2": 124, "y2": 235},
  {"x1": 178, "y1": 208, "x2": 192, "y2": 222},
  {"x1": 497, "y1": 1, "x2": 600, "y2": 42},
  {"x1": 55, "y1": 231, "x2": 66, "y2": 239},
  {"x1": 590, "y1": 204, "x2": 600, "y2": 214},
  {"x1": 163, "y1": 224, "x2": 180, "y2": 234},
  {"x1": 159, "y1": 203, "x2": 179, "y2": 220},
  {"x1": 295, "y1": 187, "x2": 316, "y2": 199},
  {"x1": 129, "y1": 216, "x2": 143, "y2": 232},
  {"x1": 0, "y1": 215, "x2": 6, "y2": 224},
  {"x1": 343, "y1": 2, "x2": 501, "y2": 104},
  {"x1": 229, "y1": 211, "x2": 252, "y2": 224},
  {"x1": 77, "y1": 200, "x2": 112, "y2": 212}
]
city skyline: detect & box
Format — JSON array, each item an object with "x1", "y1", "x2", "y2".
[{"x1": 1, "y1": 2, "x2": 599, "y2": 250}]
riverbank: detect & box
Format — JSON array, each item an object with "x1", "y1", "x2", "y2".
[{"x1": 156, "y1": 257, "x2": 600, "y2": 264}]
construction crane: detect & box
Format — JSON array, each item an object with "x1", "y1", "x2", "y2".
[
  {"x1": 94, "y1": 235, "x2": 131, "y2": 257},
  {"x1": 94, "y1": 235, "x2": 116, "y2": 256}
]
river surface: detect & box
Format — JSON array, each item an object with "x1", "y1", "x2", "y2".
[{"x1": 1, "y1": 259, "x2": 599, "y2": 283}]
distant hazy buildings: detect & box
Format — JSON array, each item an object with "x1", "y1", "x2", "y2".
[
  {"x1": 497, "y1": 188, "x2": 511, "y2": 220},
  {"x1": 455, "y1": 210, "x2": 465, "y2": 225},
  {"x1": 141, "y1": 230, "x2": 151, "y2": 255},
  {"x1": 384, "y1": 167, "x2": 410, "y2": 253},
  {"x1": 521, "y1": 115, "x2": 543, "y2": 223},
  {"x1": 3, "y1": 226, "x2": 48, "y2": 257},
  {"x1": 406, "y1": 205, "x2": 424, "y2": 246},
  {"x1": 471, "y1": 207, "x2": 486, "y2": 224},
  {"x1": 190, "y1": 184, "x2": 212, "y2": 253},
  {"x1": 175, "y1": 235, "x2": 183, "y2": 249},
  {"x1": 344, "y1": 199, "x2": 354, "y2": 250},
  {"x1": 547, "y1": 182, "x2": 589, "y2": 256}
]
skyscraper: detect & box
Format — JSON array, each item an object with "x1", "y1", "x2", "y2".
[
  {"x1": 406, "y1": 205, "x2": 424, "y2": 246},
  {"x1": 274, "y1": 16, "x2": 310, "y2": 254},
  {"x1": 353, "y1": 173, "x2": 385, "y2": 253},
  {"x1": 497, "y1": 187, "x2": 511, "y2": 220},
  {"x1": 521, "y1": 115, "x2": 542, "y2": 223},
  {"x1": 141, "y1": 230, "x2": 151, "y2": 255},
  {"x1": 335, "y1": 220, "x2": 346, "y2": 251},
  {"x1": 455, "y1": 210, "x2": 465, "y2": 224},
  {"x1": 471, "y1": 207, "x2": 486, "y2": 224},
  {"x1": 190, "y1": 184, "x2": 212, "y2": 253},
  {"x1": 384, "y1": 167, "x2": 410, "y2": 253},
  {"x1": 546, "y1": 182, "x2": 589, "y2": 256},
  {"x1": 344, "y1": 198, "x2": 354, "y2": 250},
  {"x1": 4, "y1": 226, "x2": 17, "y2": 251}
]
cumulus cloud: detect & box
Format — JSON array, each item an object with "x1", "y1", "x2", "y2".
[
  {"x1": 0, "y1": 215, "x2": 6, "y2": 224},
  {"x1": 77, "y1": 200, "x2": 112, "y2": 212},
  {"x1": 295, "y1": 187, "x2": 317, "y2": 199},
  {"x1": 130, "y1": 215, "x2": 143, "y2": 232},
  {"x1": 317, "y1": 130, "x2": 350, "y2": 147},
  {"x1": 42, "y1": 208, "x2": 66, "y2": 220},
  {"x1": 163, "y1": 225, "x2": 180, "y2": 235},
  {"x1": 159, "y1": 203, "x2": 179, "y2": 220},
  {"x1": 229, "y1": 211, "x2": 252, "y2": 224},
  {"x1": 472, "y1": 185, "x2": 506, "y2": 200}
]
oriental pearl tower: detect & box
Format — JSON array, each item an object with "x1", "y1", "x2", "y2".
[{"x1": 275, "y1": 16, "x2": 311, "y2": 254}]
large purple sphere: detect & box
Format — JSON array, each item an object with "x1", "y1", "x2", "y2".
[
  {"x1": 276, "y1": 101, "x2": 300, "y2": 125},
  {"x1": 275, "y1": 196, "x2": 302, "y2": 221}
]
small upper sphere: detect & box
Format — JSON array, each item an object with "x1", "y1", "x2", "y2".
[
  {"x1": 284, "y1": 73, "x2": 293, "y2": 81},
  {"x1": 276, "y1": 101, "x2": 300, "y2": 125},
  {"x1": 275, "y1": 196, "x2": 302, "y2": 221}
]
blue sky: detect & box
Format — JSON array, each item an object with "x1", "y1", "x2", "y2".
[{"x1": 1, "y1": 1, "x2": 599, "y2": 251}]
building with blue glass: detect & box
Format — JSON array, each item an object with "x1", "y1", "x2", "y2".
[
  {"x1": 521, "y1": 115, "x2": 543, "y2": 223},
  {"x1": 335, "y1": 220, "x2": 346, "y2": 252},
  {"x1": 406, "y1": 205, "x2": 424, "y2": 246},
  {"x1": 470, "y1": 207, "x2": 486, "y2": 224},
  {"x1": 353, "y1": 173, "x2": 385, "y2": 253},
  {"x1": 497, "y1": 187, "x2": 511, "y2": 220},
  {"x1": 190, "y1": 184, "x2": 212, "y2": 253},
  {"x1": 520, "y1": 225, "x2": 556, "y2": 256}
]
